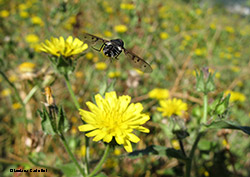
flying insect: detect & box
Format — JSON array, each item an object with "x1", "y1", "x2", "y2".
[{"x1": 82, "y1": 33, "x2": 153, "y2": 73}]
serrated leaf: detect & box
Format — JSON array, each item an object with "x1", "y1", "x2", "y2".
[
  {"x1": 38, "y1": 107, "x2": 57, "y2": 135},
  {"x1": 204, "y1": 120, "x2": 250, "y2": 135}
]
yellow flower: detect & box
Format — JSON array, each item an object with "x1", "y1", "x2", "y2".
[
  {"x1": 95, "y1": 62, "x2": 107, "y2": 70},
  {"x1": 9, "y1": 75, "x2": 17, "y2": 82},
  {"x1": 120, "y1": 3, "x2": 135, "y2": 10},
  {"x1": 75, "y1": 71, "x2": 84, "y2": 78},
  {"x1": 224, "y1": 90, "x2": 246, "y2": 103},
  {"x1": 114, "y1": 25, "x2": 128, "y2": 33},
  {"x1": 113, "y1": 148, "x2": 122, "y2": 155},
  {"x1": 78, "y1": 91, "x2": 150, "y2": 152},
  {"x1": 225, "y1": 26, "x2": 234, "y2": 33},
  {"x1": 18, "y1": 62, "x2": 36, "y2": 73},
  {"x1": 31, "y1": 16, "x2": 44, "y2": 26},
  {"x1": 231, "y1": 66, "x2": 240, "y2": 72},
  {"x1": 195, "y1": 9, "x2": 202, "y2": 15},
  {"x1": 148, "y1": 88, "x2": 169, "y2": 100},
  {"x1": 0, "y1": 10, "x2": 10, "y2": 18},
  {"x1": 108, "y1": 71, "x2": 121, "y2": 78},
  {"x1": 85, "y1": 52, "x2": 94, "y2": 60},
  {"x1": 104, "y1": 31, "x2": 113, "y2": 37},
  {"x1": 160, "y1": 32, "x2": 169, "y2": 40},
  {"x1": 38, "y1": 36, "x2": 88, "y2": 58},
  {"x1": 210, "y1": 23, "x2": 216, "y2": 30},
  {"x1": 25, "y1": 34, "x2": 39, "y2": 43},
  {"x1": 12, "y1": 103, "x2": 22, "y2": 110},
  {"x1": 1, "y1": 88, "x2": 11, "y2": 97},
  {"x1": 19, "y1": 11, "x2": 29, "y2": 18},
  {"x1": 234, "y1": 52, "x2": 241, "y2": 58},
  {"x1": 171, "y1": 139, "x2": 180, "y2": 150},
  {"x1": 157, "y1": 98, "x2": 188, "y2": 117}
]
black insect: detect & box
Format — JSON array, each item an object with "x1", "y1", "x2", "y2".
[{"x1": 82, "y1": 33, "x2": 153, "y2": 73}]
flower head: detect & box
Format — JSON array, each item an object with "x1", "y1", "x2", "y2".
[
  {"x1": 114, "y1": 25, "x2": 128, "y2": 33},
  {"x1": 157, "y1": 98, "x2": 188, "y2": 117},
  {"x1": 224, "y1": 90, "x2": 246, "y2": 103},
  {"x1": 78, "y1": 91, "x2": 150, "y2": 152},
  {"x1": 18, "y1": 62, "x2": 36, "y2": 73},
  {"x1": 38, "y1": 36, "x2": 88, "y2": 58},
  {"x1": 148, "y1": 88, "x2": 169, "y2": 100}
]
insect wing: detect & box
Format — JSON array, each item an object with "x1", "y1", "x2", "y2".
[
  {"x1": 123, "y1": 49, "x2": 153, "y2": 73},
  {"x1": 82, "y1": 33, "x2": 108, "y2": 51}
]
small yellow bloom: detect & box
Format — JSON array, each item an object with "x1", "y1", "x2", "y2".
[
  {"x1": 184, "y1": 35, "x2": 191, "y2": 41},
  {"x1": 31, "y1": 16, "x2": 44, "y2": 26},
  {"x1": 120, "y1": 3, "x2": 135, "y2": 10},
  {"x1": 194, "y1": 48, "x2": 206, "y2": 56},
  {"x1": 160, "y1": 32, "x2": 169, "y2": 40},
  {"x1": 225, "y1": 26, "x2": 234, "y2": 33},
  {"x1": 195, "y1": 9, "x2": 202, "y2": 15},
  {"x1": 234, "y1": 52, "x2": 241, "y2": 58},
  {"x1": 171, "y1": 139, "x2": 180, "y2": 150},
  {"x1": 18, "y1": 62, "x2": 36, "y2": 73},
  {"x1": 210, "y1": 23, "x2": 216, "y2": 30},
  {"x1": 204, "y1": 171, "x2": 209, "y2": 177},
  {"x1": 12, "y1": 103, "x2": 22, "y2": 110},
  {"x1": 9, "y1": 75, "x2": 17, "y2": 82},
  {"x1": 19, "y1": 3, "x2": 29, "y2": 11},
  {"x1": 148, "y1": 88, "x2": 169, "y2": 100},
  {"x1": 71, "y1": 126, "x2": 78, "y2": 135},
  {"x1": 25, "y1": 34, "x2": 39, "y2": 43},
  {"x1": 19, "y1": 11, "x2": 29, "y2": 18},
  {"x1": 95, "y1": 62, "x2": 107, "y2": 70},
  {"x1": 38, "y1": 36, "x2": 88, "y2": 58},
  {"x1": 85, "y1": 52, "x2": 94, "y2": 60},
  {"x1": 224, "y1": 90, "x2": 246, "y2": 103},
  {"x1": 108, "y1": 71, "x2": 121, "y2": 78},
  {"x1": 0, "y1": 10, "x2": 10, "y2": 18},
  {"x1": 157, "y1": 98, "x2": 188, "y2": 117},
  {"x1": 71, "y1": 116, "x2": 78, "y2": 123},
  {"x1": 105, "y1": 7, "x2": 113, "y2": 13},
  {"x1": 1, "y1": 88, "x2": 11, "y2": 97},
  {"x1": 231, "y1": 66, "x2": 240, "y2": 72},
  {"x1": 174, "y1": 25, "x2": 180, "y2": 32},
  {"x1": 75, "y1": 71, "x2": 84, "y2": 78},
  {"x1": 113, "y1": 148, "x2": 122, "y2": 155},
  {"x1": 104, "y1": 31, "x2": 113, "y2": 37},
  {"x1": 78, "y1": 91, "x2": 150, "y2": 152},
  {"x1": 114, "y1": 25, "x2": 128, "y2": 33}
]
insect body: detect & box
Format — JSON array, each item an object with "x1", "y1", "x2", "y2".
[{"x1": 82, "y1": 33, "x2": 152, "y2": 73}]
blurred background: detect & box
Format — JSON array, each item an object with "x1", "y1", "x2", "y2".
[{"x1": 0, "y1": 0, "x2": 250, "y2": 176}]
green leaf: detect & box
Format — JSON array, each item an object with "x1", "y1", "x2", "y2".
[
  {"x1": 58, "y1": 163, "x2": 79, "y2": 177},
  {"x1": 204, "y1": 120, "x2": 250, "y2": 135},
  {"x1": 198, "y1": 139, "x2": 211, "y2": 151},
  {"x1": 37, "y1": 107, "x2": 57, "y2": 135},
  {"x1": 127, "y1": 145, "x2": 187, "y2": 160},
  {"x1": 57, "y1": 106, "x2": 70, "y2": 133}
]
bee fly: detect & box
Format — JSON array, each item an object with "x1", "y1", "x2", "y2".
[{"x1": 82, "y1": 33, "x2": 153, "y2": 73}]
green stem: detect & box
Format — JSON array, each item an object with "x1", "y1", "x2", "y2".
[
  {"x1": 63, "y1": 74, "x2": 80, "y2": 110},
  {"x1": 63, "y1": 73, "x2": 90, "y2": 174},
  {"x1": 202, "y1": 94, "x2": 208, "y2": 124},
  {"x1": 88, "y1": 144, "x2": 110, "y2": 177},
  {"x1": 185, "y1": 132, "x2": 204, "y2": 177},
  {"x1": 60, "y1": 134, "x2": 86, "y2": 177}
]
